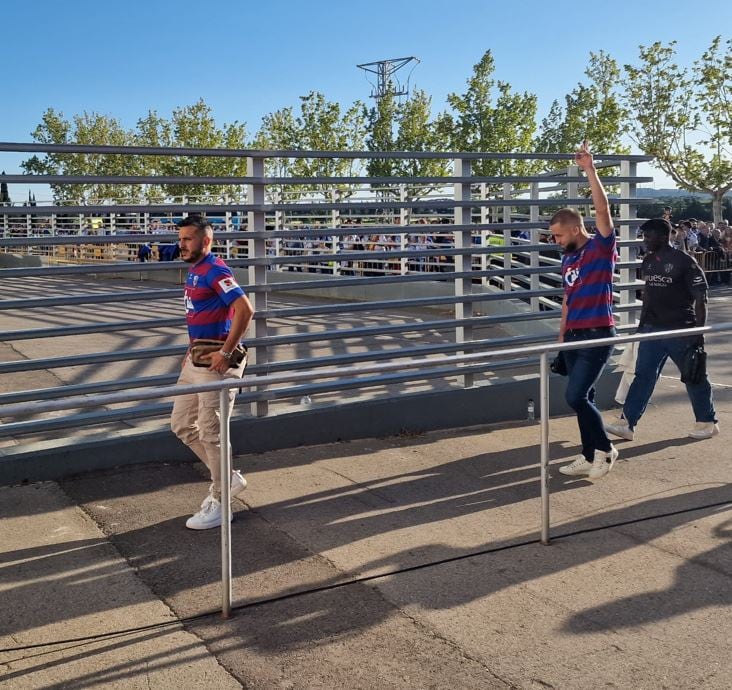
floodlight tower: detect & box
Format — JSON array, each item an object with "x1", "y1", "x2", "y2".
[{"x1": 357, "y1": 56, "x2": 420, "y2": 100}]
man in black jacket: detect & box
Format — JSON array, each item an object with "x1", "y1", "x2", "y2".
[{"x1": 605, "y1": 218, "x2": 719, "y2": 441}]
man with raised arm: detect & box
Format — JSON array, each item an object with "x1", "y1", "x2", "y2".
[
  {"x1": 171, "y1": 215, "x2": 255, "y2": 530},
  {"x1": 551, "y1": 142, "x2": 619, "y2": 480}
]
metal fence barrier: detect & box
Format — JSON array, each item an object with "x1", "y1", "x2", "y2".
[
  {"x1": 1, "y1": 143, "x2": 652, "y2": 440},
  {"x1": 1, "y1": 322, "x2": 729, "y2": 616}
]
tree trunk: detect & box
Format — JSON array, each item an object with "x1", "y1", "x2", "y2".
[{"x1": 711, "y1": 191, "x2": 723, "y2": 224}]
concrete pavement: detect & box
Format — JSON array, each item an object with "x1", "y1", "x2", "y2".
[{"x1": 1, "y1": 371, "x2": 730, "y2": 689}]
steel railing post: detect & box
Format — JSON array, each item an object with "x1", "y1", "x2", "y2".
[
  {"x1": 530, "y1": 182, "x2": 540, "y2": 312},
  {"x1": 247, "y1": 155, "x2": 269, "y2": 417},
  {"x1": 502, "y1": 182, "x2": 513, "y2": 292},
  {"x1": 620, "y1": 159, "x2": 638, "y2": 329},
  {"x1": 454, "y1": 158, "x2": 474, "y2": 388},
  {"x1": 219, "y1": 387, "x2": 233, "y2": 618},
  {"x1": 540, "y1": 351, "x2": 551, "y2": 545}
]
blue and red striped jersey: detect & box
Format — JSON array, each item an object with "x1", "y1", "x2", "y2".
[
  {"x1": 183, "y1": 254, "x2": 245, "y2": 342},
  {"x1": 562, "y1": 232, "x2": 616, "y2": 330}
]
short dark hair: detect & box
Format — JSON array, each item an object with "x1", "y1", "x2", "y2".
[
  {"x1": 549, "y1": 208, "x2": 584, "y2": 228},
  {"x1": 640, "y1": 218, "x2": 672, "y2": 236},
  {"x1": 177, "y1": 215, "x2": 212, "y2": 233}
]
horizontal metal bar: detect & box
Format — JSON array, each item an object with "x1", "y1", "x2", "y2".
[
  {"x1": 0, "y1": 197, "x2": 652, "y2": 216},
  {"x1": 3, "y1": 322, "x2": 729, "y2": 420},
  {"x1": 0, "y1": 219, "x2": 649, "y2": 248},
  {"x1": 0, "y1": 355, "x2": 539, "y2": 436},
  {"x1": 0, "y1": 403, "x2": 173, "y2": 437},
  {"x1": 0, "y1": 374, "x2": 178, "y2": 405},
  {"x1": 259, "y1": 288, "x2": 564, "y2": 319},
  {"x1": 0, "y1": 289, "x2": 181, "y2": 311},
  {"x1": 263, "y1": 244, "x2": 560, "y2": 265},
  {"x1": 0, "y1": 141, "x2": 655, "y2": 161},
  {"x1": 0, "y1": 345, "x2": 185, "y2": 374},
  {"x1": 0, "y1": 331, "x2": 561, "y2": 407},
  {"x1": 0, "y1": 356, "x2": 539, "y2": 434},
  {"x1": 249, "y1": 310, "x2": 558, "y2": 348},
  {"x1": 0, "y1": 310, "x2": 559, "y2": 374},
  {"x1": 1, "y1": 174, "x2": 654, "y2": 186},
  {"x1": 0, "y1": 261, "x2": 196, "y2": 278},
  {"x1": 263, "y1": 266, "x2": 561, "y2": 292},
  {"x1": 0, "y1": 234, "x2": 183, "y2": 247},
  {"x1": 0, "y1": 317, "x2": 184, "y2": 341}
]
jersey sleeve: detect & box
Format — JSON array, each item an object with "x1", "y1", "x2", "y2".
[
  {"x1": 684, "y1": 255, "x2": 708, "y2": 296},
  {"x1": 593, "y1": 230, "x2": 617, "y2": 257},
  {"x1": 207, "y1": 266, "x2": 246, "y2": 306}
]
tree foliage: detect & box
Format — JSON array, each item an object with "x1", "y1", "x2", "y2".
[
  {"x1": 23, "y1": 101, "x2": 249, "y2": 204},
  {"x1": 22, "y1": 108, "x2": 139, "y2": 203},
  {"x1": 446, "y1": 51, "x2": 538, "y2": 179},
  {"x1": 535, "y1": 51, "x2": 628, "y2": 172},
  {"x1": 136, "y1": 99, "x2": 249, "y2": 201},
  {"x1": 365, "y1": 87, "x2": 451, "y2": 203},
  {"x1": 255, "y1": 91, "x2": 366, "y2": 201},
  {"x1": 622, "y1": 37, "x2": 732, "y2": 221}
]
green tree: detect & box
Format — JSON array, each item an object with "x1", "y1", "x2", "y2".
[
  {"x1": 623, "y1": 37, "x2": 732, "y2": 222},
  {"x1": 255, "y1": 91, "x2": 367, "y2": 206},
  {"x1": 22, "y1": 108, "x2": 140, "y2": 203},
  {"x1": 446, "y1": 51, "x2": 538, "y2": 179},
  {"x1": 535, "y1": 51, "x2": 628, "y2": 171},
  {"x1": 365, "y1": 86, "x2": 400, "y2": 182},
  {"x1": 290, "y1": 91, "x2": 367, "y2": 197},
  {"x1": 252, "y1": 106, "x2": 299, "y2": 203},
  {"x1": 365, "y1": 88, "x2": 451, "y2": 208},
  {"x1": 152, "y1": 99, "x2": 249, "y2": 201}
]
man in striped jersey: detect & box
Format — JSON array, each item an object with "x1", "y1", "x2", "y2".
[
  {"x1": 171, "y1": 215, "x2": 255, "y2": 529},
  {"x1": 551, "y1": 142, "x2": 619, "y2": 480}
]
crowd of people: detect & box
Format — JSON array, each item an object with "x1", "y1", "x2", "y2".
[{"x1": 664, "y1": 213, "x2": 732, "y2": 285}]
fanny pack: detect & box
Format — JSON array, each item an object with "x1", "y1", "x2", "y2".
[
  {"x1": 550, "y1": 352, "x2": 568, "y2": 376},
  {"x1": 190, "y1": 339, "x2": 248, "y2": 369}
]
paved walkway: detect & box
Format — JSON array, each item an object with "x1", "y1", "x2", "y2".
[{"x1": 1, "y1": 370, "x2": 730, "y2": 689}]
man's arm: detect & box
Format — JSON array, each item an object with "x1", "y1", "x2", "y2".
[
  {"x1": 574, "y1": 141, "x2": 614, "y2": 238},
  {"x1": 559, "y1": 295, "x2": 568, "y2": 342},
  {"x1": 694, "y1": 295, "x2": 707, "y2": 328},
  {"x1": 208, "y1": 295, "x2": 255, "y2": 373}
]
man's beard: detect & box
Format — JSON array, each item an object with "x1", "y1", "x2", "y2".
[
  {"x1": 563, "y1": 241, "x2": 578, "y2": 254},
  {"x1": 182, "y1": 248, "x2": 202, "y2": 263}
]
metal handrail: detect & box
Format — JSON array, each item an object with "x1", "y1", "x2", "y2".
[
  {"x1": 0, "y1": 141, "x2": 655, "y2": 161},
  {"x1": 1, "y1": 322, "x2": 729, "y2": 617},
  {"x1": 0, "y1": 174, "x2": 655, "y2": 186},
  {"x1": 0, "y1": 196, "x2": 652, "y2": 216}
]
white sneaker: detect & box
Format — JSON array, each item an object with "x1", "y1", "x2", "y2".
[
  {"x1": 559, "y1": 456, "x2": 594, "y2": 476},
  {"x1": 206, "y1": 471, "x2": 248, "y2": 500},
  {"x1": 185, "y1": 495, "x2": 232, "y2": 530},
  {"x1": 688, "y1": 422, "x2": 720, "y2": 440},
  {"x1": 588, "y1": 446, "x2": 619, "y2": 480},
  {"x1": 605, "y1": 415, "x2": 635, "y2": 441},
  {"x1": 231, "y1": 470, "x2": 248, "y2": 497}
]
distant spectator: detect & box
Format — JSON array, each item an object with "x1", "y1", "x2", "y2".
[{"x1": 137, "y1": 243, "x2": 152, "y2": 262}]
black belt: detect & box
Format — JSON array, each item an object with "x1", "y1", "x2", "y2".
[{"x1": 566, "y1": 326, "x2": 614, "y2": 336}]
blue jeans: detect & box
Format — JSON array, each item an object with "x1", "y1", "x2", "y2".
[
  {"x1": 623, "y1": 325, "x2": 716, "y2": 428},
  {"x1": 564, "y1": 327, "x2": 615, "y2": 461}
]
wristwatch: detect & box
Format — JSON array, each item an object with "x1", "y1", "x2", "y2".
[{"x1": 219, "y1": 350, "x2": 232, "y2": 359}]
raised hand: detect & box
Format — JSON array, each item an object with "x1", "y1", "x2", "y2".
[{"x1": 574, "y1": 139, "x2": 595, "y2": 172}]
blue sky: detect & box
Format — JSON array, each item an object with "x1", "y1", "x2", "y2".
[{"x1": 1, "y1": 0, "x2": 730, "y2": 200}]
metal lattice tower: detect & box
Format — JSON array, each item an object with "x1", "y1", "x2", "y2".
[{"x1": 356, "y1": 56, "x2": 419, "y2": 100}]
